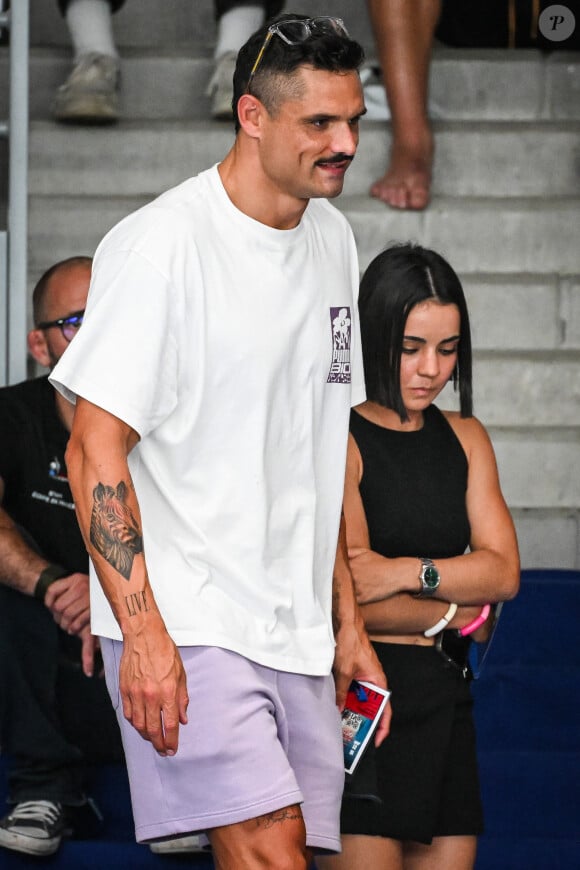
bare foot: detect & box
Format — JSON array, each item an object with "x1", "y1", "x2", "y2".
[{"x1": 370, "y1": 136, "x2": 434, "y2": 210}]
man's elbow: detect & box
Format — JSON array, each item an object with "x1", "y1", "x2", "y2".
[{"x1": 65, "y1": 432, "x2": 83, "y2": 489}]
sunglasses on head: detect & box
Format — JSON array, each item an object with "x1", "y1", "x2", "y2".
[{"x1": 246, "y1": 17, "x2": 349, "y2": 94}]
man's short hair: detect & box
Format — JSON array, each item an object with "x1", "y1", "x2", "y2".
[
  {"x1": 232, "y1": 13, "x2": 365, "y2": 132},
  {"x1": 32, "y1": 256, "x2": 92, "y2": 324}
]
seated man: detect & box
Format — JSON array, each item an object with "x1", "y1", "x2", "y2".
[
  {"x1": 0, "y1": 256, "x2": 205, "y2": 858},
  {"x1": 0, "y1": 257, "x2": 124, "y2": 857}
]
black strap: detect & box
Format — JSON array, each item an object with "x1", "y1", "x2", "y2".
[{"x1": 34, "y1": 564, "x2": 69, "y2": 602}]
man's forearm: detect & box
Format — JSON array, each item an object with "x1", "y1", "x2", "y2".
[
  {"x1": 331, "y1": 513, "x2": 390, "y2": 741},
  {"x1": 332, "y1": 513, "x2": 364, "y2": 637},
  {"x1": 71, "y1": 469, "x2": 160, "y2": 637},
  {"x1": 0, "y1": 508, "x2": 53, "y2": 596},
  {"x1": 64, "y1": 407, "x2": 165, "y2": 639},
  {"x1": 65, "y1": 401, "x2": 189, "y2": 754}
]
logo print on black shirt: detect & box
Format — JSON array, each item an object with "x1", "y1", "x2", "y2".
[{"x1": 48, "y1": 456, "x2": 68, "y2": 482}]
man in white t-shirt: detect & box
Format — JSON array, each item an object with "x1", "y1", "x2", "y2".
[{"x1": 51, "y1": 14, "x2": 390, "y2": 868}]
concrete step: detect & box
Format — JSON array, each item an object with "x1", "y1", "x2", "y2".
[
  {"x1": 511, "y1": 510, "x2": 580, "y2": 569},
  {"x1": 29, "y1": 0, "x2": 375, "y2": 50},
  {"x1": 345, "y1": 195, "x2": 580, "y2": 275},
  {"x1": 488, "y1": 427, "x2": 580, "y2": 509},
  {"x1": 24, "y1": 189, "x2": 580, "y2": 353},
  {"x1": 436, "y1": 354, "x2": 580, "y2": 427},
  {"x1": 464, "y1": 274, "x2": 580, "y2": 351},
  {"x1": 21, "y1": 0, "x2": 580, "y2": 573},
  {"x1": 426, "y1": 49, "x2": 580, "y2": 122},
  {"x1": 6, "y1": 47, "x2": 579, "y2": 122},
  {"x1": 26, "y1": 119, "x2": 580, "y2": 199},
  {"x1": 27, "y1": 192, "x2": 580, "y2": 278},
  {"x1": 10, "y1": 50, "x2": 215, "y2": 122},
  {"x1": 27, "y1": 198, "x2": 580, "y2": 409},
  {"x1": 347, "y1": 121, "x2": 580, "y2": 197},
  {"x1": 25, "y1": 192, "x2": 580, "y2": 568},
  {"x1": 24, "y1": 194, "x2": 580, "y2": 355},
  {"x1": 474, "y1": 355, "x2": 580, "y2": 427},
  {"x1": 24, "y1": 0, "x2": 580, "y2": 134}
]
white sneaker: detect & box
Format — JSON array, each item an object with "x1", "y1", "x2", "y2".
[
  {"x1": 0, "y1": 800, "x2": 67, "y2": 856},
  {"x1": 53, "y1": 52, "x2": 120, "y2": 124},
  {"x1": 206, "y1": 50, "x2": 237, "y2": 120},
  {"x1": 149, "y1": 833, "x2": 207, "y2": 854}
]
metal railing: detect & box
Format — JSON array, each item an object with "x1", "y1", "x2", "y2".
[{"x1": 0, "y1": 0, "x2": 29, "y2": 386}]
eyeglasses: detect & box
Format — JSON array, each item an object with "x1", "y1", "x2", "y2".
[
  {"x1": 246, "y1": 17, "x2": 349, "y2": 94},
  {"x1": 37, "y1": 310, "x2": 85, "y2": 342}
]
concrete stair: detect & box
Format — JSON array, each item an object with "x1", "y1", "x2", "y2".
[{"x1": 16, "y1": 0, "x2": 580, "y2": 570}]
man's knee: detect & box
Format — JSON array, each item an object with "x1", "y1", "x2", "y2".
[{"x1": 209, "y1": 804, "x2": 308, "y2": 870}]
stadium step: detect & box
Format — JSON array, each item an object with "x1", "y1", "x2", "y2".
[{"x1": 21, "y1": 3, "x2": 580, "y2": 577}]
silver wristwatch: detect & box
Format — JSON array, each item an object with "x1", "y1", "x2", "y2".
[{"x1": 415, "y1": 557, "x2": 441, "y2": 597}]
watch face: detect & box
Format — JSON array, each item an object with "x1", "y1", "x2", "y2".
[{"x1": 423, "y1": 565, "x2": 440, "y2": 588}]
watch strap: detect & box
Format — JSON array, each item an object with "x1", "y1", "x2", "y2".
[{"x1": 34, "y1": 564, "x2": 69, "y2": 602}]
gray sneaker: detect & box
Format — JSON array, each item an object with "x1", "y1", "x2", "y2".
[
  {"x1": 53, "y1": 52, "x2": 120, "y2": 124},
  {"x1": 0, "y1": 800, "x2": 67, "y2": 856},
  {"x1": 206, "y1": 50, "x2": 237, "y2": 120},
  {"x1": 149, "y1": 833, "x2": 207, "y2": 854}
]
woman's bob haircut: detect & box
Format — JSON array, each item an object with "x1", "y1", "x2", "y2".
[{"x1": 359, "y1": 242, "x2": 473, "y2": 421}]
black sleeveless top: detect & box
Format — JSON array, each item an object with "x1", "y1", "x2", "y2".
[{"x1": 350, "y1": 405, "x2": 470, "y2": 559}]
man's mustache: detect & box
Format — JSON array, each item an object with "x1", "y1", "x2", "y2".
[{"x1": 315, "y1": 153, "x2": 354, "y2": 166}]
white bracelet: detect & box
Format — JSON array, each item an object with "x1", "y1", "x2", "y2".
[{"x1": 424, "y1": 603, "x2": 458, "y2": 638}]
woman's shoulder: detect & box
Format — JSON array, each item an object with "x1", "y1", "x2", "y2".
[
  {"x1": 346, "y1": 431, "x2": 364, "y2": 483},
  {"x1": 438, "y1": 408, "x2": 494, "y2": 461}
]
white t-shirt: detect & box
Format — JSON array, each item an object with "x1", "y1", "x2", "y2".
[{"x1": 51, "y1": 164, "x2": 365, "y2": 676}]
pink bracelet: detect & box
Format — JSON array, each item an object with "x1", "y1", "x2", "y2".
[{"x1": 458, "y1": 604, "x2": 491, "y2": 637}]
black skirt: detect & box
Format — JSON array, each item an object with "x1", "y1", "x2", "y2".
[{"x1": 341, "y1": 641, "x2": 484, "y2": 845}]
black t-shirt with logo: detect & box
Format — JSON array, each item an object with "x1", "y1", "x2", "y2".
[{"x1": 0, "y1": 376, "x2": 87, "y2": 573}]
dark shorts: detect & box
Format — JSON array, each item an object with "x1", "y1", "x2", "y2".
[
  {"x1": 437, "y1": 0, "x2": 580, "y2": 50},
  {"x1": 57, "y1": 1, "x2": 285, "y2": 22},
  {"x1": 58, "y1": 0, "x2": 126, "y2": 13},
  {"x1": 340, "y1": 641, "x2": 484, "y2": 845}
]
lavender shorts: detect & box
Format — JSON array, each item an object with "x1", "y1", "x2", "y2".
[{"x1": 100, "y1": 641, "x2": 344, "y2": 853}]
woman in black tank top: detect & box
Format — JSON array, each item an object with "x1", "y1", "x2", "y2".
[{"x1": 317, "y1": 245, "x2": 519, "y2": 870}]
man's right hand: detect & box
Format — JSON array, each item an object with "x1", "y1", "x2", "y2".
[
  {"x1": 44, "y1": 572, "x2": 91, "y2": 635},
  {"x1": 119, "y1": 621, "x2": 189, "y2": 756}
]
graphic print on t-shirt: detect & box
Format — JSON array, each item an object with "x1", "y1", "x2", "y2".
[
  {"x1": 327, "y1": 306, "x2": 352, "y2": 384},
  {"x1": 31, "y1": 455, "x2": 75, "y2": 511},
  {"x1": 48, "y1": 455, "x2": 68, "y2": 482}
]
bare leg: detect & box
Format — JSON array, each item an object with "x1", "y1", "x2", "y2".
[
  {"x1": 316, "y1": 834, "x2": 404, "y2": 870},
  {"x1": 405, "y1": 835, "x2": 477, "y2": 870},
  {"x1": 209, "y1": 804, "x2": 309, "y2": 870},
  {"x1": 366, "y1": 0, "x2": 441, "y2": 210}
]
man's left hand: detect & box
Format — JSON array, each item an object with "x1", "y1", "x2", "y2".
[
  {"x1": 333, "y1": 617, "x2": 391, "y2": 746},
  {"x1": 44, "y1": 572, "x2": 91, "y2": 635}
]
